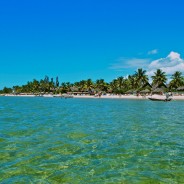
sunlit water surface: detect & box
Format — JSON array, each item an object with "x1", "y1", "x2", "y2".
[{"x1": 0, "y1": 97, "x2": 184, "y2": 183}]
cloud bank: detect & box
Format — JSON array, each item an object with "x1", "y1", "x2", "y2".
[{"x1": 147, "y1": 51, "x2": 184, "y2": 76}]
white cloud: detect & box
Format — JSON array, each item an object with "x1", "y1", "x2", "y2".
[
  {"x1": 167, "y1": 51, "x2": 180, "y2": 60},
  {"x1": 109, "y1": 58, "x2": 150, "y2": 70},
  {"x1": 148, "y1": 49, "x2": 158, "y2": 55},
  {"x1": 147, "y1": 51, "x2": 184, "y2": 76},
  {"x1": 110, "y1": 51, "x2": 184, "y2": 78}
]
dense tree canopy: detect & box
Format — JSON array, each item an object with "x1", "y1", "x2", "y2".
[{"x1": 0, "y1": 70, "x2": 184, "y2": 94}]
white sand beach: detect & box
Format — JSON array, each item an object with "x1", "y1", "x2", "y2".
[
  {"x1": 72, "y1": 94, "x2": 184, "y2": 100},
  {"x1": 2, "y1": 93, "x2": 184, "y2": 100}
]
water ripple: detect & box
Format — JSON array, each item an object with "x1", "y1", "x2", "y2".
[{"x1": 0, "y1": 97, "x2": 184, "y2": 183}]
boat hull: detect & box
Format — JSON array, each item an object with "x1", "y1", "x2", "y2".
[{"x1": 148, "y1": 97, "x2": 172, "y2": 101}]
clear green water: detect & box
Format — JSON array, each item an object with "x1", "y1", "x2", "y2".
[{"x1": 0, "y1": 97, "x2": 184, "y2": 184}]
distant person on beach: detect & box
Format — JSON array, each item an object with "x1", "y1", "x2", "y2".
[
  {"x1": 166, "y1": 93, "x2": 169, "y2": 100},
  {"x1": 166, "y1": 92, "x2": 172, "y2": 100}
]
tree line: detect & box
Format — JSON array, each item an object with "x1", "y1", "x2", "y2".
[{"x1": 0, "y1": 69, "x2": 184, "y2": 94}]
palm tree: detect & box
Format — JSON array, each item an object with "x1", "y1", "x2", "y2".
[
  {"x1": 134, "y1": 68, "x2": 148, "y2": 88},
  {"x1": 56, "y1": 76, "x2": 59, "y2": 88},
  {"x1": 109, "y1": 79, "x2": 118, "y2": 93},
  {"x1": 116, "y1": 77, "x2": 124, "y2": 89},
  {"x1": 39, "y1": 79, "x2": 46, "y2": 92},
  {"x1": 86, "y1": 79, "x2": 94, "y2": 90},
  {"x1": 49, "y1": 78, "x2": 55, "y2": 92},
  {"x1": 60, "y1": 82, "x2": 68, "y2": 93},
  {"x1": 127, "y1": 74, "x2": 138, "y2": 90},
  {"x1": 86, "y1": 79, "x2": 94, "y2": 94},
  {"x1": 151, "y1": 69, "x2": 167, "y2": 88},
  {"x1": 111, "y1": 77, "x2": 127, "y2": 93},
  {"x1": 32, "y1": 79, "x2": 40, "y2": 93},
  {"x1": 79, "y1": 80, "x2": 87, "y2": 92},
  {"x1": 169, "y1": 71, "x2": 184, "y2": 90},
  {"x1": 95, "y1": 79, "x2": 108, "y2": 92},
  {"x1": 13, "y1": 85, "x2": 22, "y2": 94},
  {"x1": 72, "y1": 82, "x2": 80, "y2": 92}
]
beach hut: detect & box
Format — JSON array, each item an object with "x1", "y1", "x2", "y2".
[
  {"x1": 151, "y1": 82, "x2": 168, "y2": 94},
  {"x1": 152, "y1": 87, "x2": 166, "y2": 95},
  {"x1": 177, "y1": 86, "x2": 184, "y2": 91},
  {"x1": 125, "y1": 89, "x2": 137, "y2": 95},
  {"x1": 70, "y1": 86, "x2": 79, "y2": 92},
  {"x1": 175, "y1": 86, "x2": 184, "y2": 95},
  {"x1": 140, "y1": 89, "x2": 151, "y2": 94}
]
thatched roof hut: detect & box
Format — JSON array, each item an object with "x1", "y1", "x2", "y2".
[
  {"x1": 140, "y1": 89, "x2": 151, "y2": 93},
  {"x1": 70, "y1": 86, "x2": 79, "y2": 92},
  {"x1": 177, "y1": 86, "x2": 184, "y2": 91},
  {"x1": 152, "y1": 87, "x2": 165, "y2": 94},
  {"x1": 125, "y1": 89, "x2": 137, "y2": 94}
]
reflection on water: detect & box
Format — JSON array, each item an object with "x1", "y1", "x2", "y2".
[{"x1": 0, "y1": 97, "x2": 184, "y2": 183}]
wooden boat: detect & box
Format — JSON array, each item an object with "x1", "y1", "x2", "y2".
[{"x1": 148, "y1": 97, "x2": 172, "y2": 101}]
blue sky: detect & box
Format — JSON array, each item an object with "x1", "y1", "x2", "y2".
[{"x1": 0, "y1": 0, "x2": 184, "y2": 88}]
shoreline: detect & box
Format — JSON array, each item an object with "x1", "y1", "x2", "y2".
[
  {"x1": 1, "y1": 94, "x2": 184, "y2": 100},
  {"x1": 73, "y1": 94, "x2": 184, "y2": 100}
]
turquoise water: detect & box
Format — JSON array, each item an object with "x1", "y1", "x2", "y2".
[{"x1": 0, "y1": 97, "x2": 184, "y2": 183}]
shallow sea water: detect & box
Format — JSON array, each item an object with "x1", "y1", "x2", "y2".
[{"x1": 0, "y1": 97, "x2": 184, "y2": 183}]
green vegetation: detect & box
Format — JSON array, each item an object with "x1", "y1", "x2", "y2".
[{"x1": 0, "y1": 69, "x2": 184, "y2": 94}]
